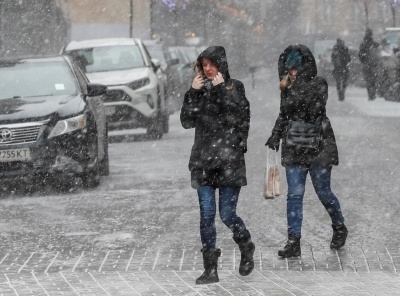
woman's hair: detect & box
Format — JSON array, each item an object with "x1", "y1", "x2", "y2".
[
  {"x1": 280, "y1": 75, "x2": 290, "y2": 91},
  {"x1": 193, "y1": 59, "x2": 204, "y2": 76},
  {"x1": 193, "y1": 59, "x2": 233, "y2": 91}
]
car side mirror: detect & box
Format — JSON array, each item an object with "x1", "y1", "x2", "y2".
[
  {"x1": 168, "y1": 58, "x2": 179, "y2": 66},
  {"x1": 151, "y1": 58, "x2": 161, "y2": 72},
  {"x1": 87, "y1": 83, "x2": 107, "y2": 97}
]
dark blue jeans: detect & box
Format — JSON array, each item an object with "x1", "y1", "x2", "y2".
[
  {"x1": 286, "y1": 164, "x2": 345, "y2": 238},
  {"x1": 197, "y1": 186, "x2": 250, "y2": 250}
]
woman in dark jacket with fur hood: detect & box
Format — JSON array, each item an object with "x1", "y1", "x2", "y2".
[
  {"x1": 181, "y1": 46, "x2": 254, "y2": 284},
  {"x1": 266, "y1": 44, "x2": 348, "y2": 258}
]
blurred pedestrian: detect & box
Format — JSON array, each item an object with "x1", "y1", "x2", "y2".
[
  {"x1": 359, "y1": 28, "x2": 380, "y2": 100},
  {"x1": 331, "y1": 38, "x2": 351, "y2": 101},
  {"x1": 265, "y1": 44, "x2": 348, "y2": 258},
  {"x1": 180, "y1": 46, "x2": 254, "y2": 284}
]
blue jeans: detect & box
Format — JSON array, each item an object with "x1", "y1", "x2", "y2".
[
  {"x1": 197, "y1": 186, "x2": 250, "y2": 250},
  {"x1": 286, "y1": 165, "x2": 345, "y2": 238}
]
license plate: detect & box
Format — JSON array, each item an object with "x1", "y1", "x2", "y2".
[
  {"x1": 0, "y1": 148, "x2": 31, "y2": 162},
  {"x1": 105, "y1": 106, "x2": 116, "y2": 116}
]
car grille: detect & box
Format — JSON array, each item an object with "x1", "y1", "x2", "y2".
[
  {"x1": 104, "y1": 89, "x2": 130, "y2": 103},
  {"x1": 0, "y1": 160, "x2": 44, "y2": 172},
  {"x1": 0, "y1": 122, "x2": 46, "y2": 147}
]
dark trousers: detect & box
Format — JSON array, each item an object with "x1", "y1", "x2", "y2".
[
  {"x1": 197, "y1": 186, "x2": 250, "y2": 250},
  {"x1": 285, "y1": 164, "x2": 345, "y2": 238},
  {"x1": 334, "y1": 72, "x2": 348, "y2": 101},
  {"x1": 363, "y1": 68, "x2": 378, "y2": 100}
]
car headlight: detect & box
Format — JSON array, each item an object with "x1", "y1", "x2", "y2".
[
  {"x1": 48, "y1": 114, "x2": 87, "y2": 139},
  {"x1": 126, "y1": 78, "x2": 150, "y2": 90}
]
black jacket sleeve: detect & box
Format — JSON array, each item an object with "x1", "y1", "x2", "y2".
[
  {"x1": 180, "y1": 87, "x2": 203, "y2": 129},
  {"x1": 310, "y1": 77, "x2": 328, "y2": 123}
]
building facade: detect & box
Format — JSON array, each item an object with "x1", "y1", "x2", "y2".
[
  {"x1": 64, "y1": 0, "x2": 151, "y2": 41},
  {"x1": 298, "y1": 0, "x2": 395, "y2": 48},
  {"x1": 0, "y1": 0, "x2": 69, "y2": 57}
]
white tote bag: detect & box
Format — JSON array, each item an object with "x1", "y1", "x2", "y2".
[{"x1": 263, "y1": 148, "x2": 281, "y2": 199}]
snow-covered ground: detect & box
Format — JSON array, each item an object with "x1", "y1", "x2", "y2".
[
  {"x1": 345, "y1": 87, "x2": 400, "y2": 118},
  {"x1": 0, "y1": 71, "x2": 400, "y2": 256}
]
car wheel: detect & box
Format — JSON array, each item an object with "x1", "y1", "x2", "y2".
[
  {"x1": 83, "y1": 132, "x2": 100, "y2": 188},
  {"x1": 83, "y1": 157, "x2": 100, "y2": 188},
  {"x1": 99, "y1": 125, "x2": 110, "y2": 176},
  {"x1": 146, "y1": 105, "x2": 163, "y2": 140},
  {"x1": 162, "y1": 111, "x2": 169, "y2": 133}
]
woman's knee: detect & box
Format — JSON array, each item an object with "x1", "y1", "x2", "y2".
[
  {"x1": 219, "y1": 209, "x2": 235, "y2": 226},
  {"x1": 315, "y1": 188, "x2": 335, "y2": 203},
  {"x1": 201, "y1": 209, "x2": 216, "y2": 221},
  {"x1": 287, "y1": 193, "x2": 304, "y2": 205}
]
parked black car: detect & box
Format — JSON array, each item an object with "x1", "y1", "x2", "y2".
[{"x1": 0, "y1": 56, "x2": 109, "y2": 192}]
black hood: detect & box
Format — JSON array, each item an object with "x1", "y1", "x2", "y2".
[
  {"x1": 197, "y1": 46, "x2": 231, "y2": 81},
  {"x1": 278, "y1": 44, "x2": 317, "y2": 82}
]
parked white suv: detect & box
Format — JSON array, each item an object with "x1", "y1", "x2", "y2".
[{"x1": 62, "y1": 38, "x2": 168, "y2": 139}]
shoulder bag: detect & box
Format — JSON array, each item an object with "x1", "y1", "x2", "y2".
[{"x1": 286, "y1": 120, "x2": 322, "y2": 150}]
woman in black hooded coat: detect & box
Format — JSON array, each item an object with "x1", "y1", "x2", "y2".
[
  {"x1": 180, "y1": 46, "x2": 254, "y2": 284},
  {"x1": 266, "y1": 44, "x2": 348, "y2": 258}
]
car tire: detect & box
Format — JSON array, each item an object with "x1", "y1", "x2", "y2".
[
  {"x1": 83, "y1": 162, "x2": 100, "y2": 188},
  {"x1": 162, "y1": 111, "x2": 169, "y2": 133},
  {"x1": 147, "y1": 105, "x2": 163, "y2": 140},
  {"x1": 83, "y1": 131, "x2": 100, "y2": 188},
  {"x1": 99, "y1": 125, "x2": 110, "y2": 176}
]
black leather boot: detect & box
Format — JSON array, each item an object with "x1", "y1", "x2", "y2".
[
  {"x1": 195, "y1": 249, "x2": 221, "y2": 285},
  {"x1": 233, "y1": 236, "x2": 255, "y2": 276},
  {"x1": 278, "y1": 233, "x2": 301, "y2": 258},
  {"x1": 330, "y1": 224, "x2": 348, "y2": 250}
]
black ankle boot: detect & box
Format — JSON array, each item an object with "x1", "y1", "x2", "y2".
[
  {"x1": 278, "y1": 234, "x2": 301, "y2": 258},
  {"x1": 233, "y1": 237, "x2": 255, "y2": 276},
  {"x1": 196, "y1": 249, "x2": 221, "y2": 285},
  {"x1": 330, "y1": 224, "x2": 348, "y2": 250}
]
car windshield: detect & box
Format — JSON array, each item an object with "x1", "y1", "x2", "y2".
[
  {"x1": 0, "y1": 61, "x2": 78, "y2": 100},
  {"x1": 383, "y1": 31, "x2": 400, "y2": 46},
  {"x1": 66, "y1": 45, "x2": 146, "y2": 73},
  {"x1": 145, "y1": 44, "x2": 166, "y2": 64}
]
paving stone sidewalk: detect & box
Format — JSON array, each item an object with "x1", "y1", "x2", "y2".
[
  {"x1": 1, "y1": 245, "x2": 400, "y2": 295},
  {"x1": 1, "y1": 270, "x2": 400, "y2": 295}
]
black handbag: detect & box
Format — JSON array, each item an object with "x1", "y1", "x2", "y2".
[{"x1": 286, "y1": 120, "x2": 321, "y2": 150}]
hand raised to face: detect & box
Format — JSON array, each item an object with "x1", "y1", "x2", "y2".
[
  {"x1": 191, "y1": 74, "x2": 204, "y2": 89},
  {"x1": 212, "y1": 72, "x2": 224, "y2": 86}
]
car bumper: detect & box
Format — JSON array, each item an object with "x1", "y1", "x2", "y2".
[
  {"x1": 103, "y1": 85, "x2": 158, "y2": 130},
  {"x1": 0, "y1": 129, "x2": 95, "y2": 180}
]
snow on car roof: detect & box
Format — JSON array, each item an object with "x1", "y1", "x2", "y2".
[{"x1": 65, "y1": 38, "x2": 141, "y2": 50}]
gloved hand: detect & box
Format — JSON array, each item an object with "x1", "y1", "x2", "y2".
[{"x1": 265, "y1": 134, "x2": 280, "y2": 151}]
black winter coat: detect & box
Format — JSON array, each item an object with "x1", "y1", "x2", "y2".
[
  {"x1": 331, "y1": 42, "x2": 351, "y2": 77},
  {"x1": 270, "y1": 44, "x2": 339, "y2": 167},
  {"x1": 180, "y1": 46, "x2": 250, "y2": 189},
  {"x1": 359, "y1": 36, "x2": 380, "y2": 73}
]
